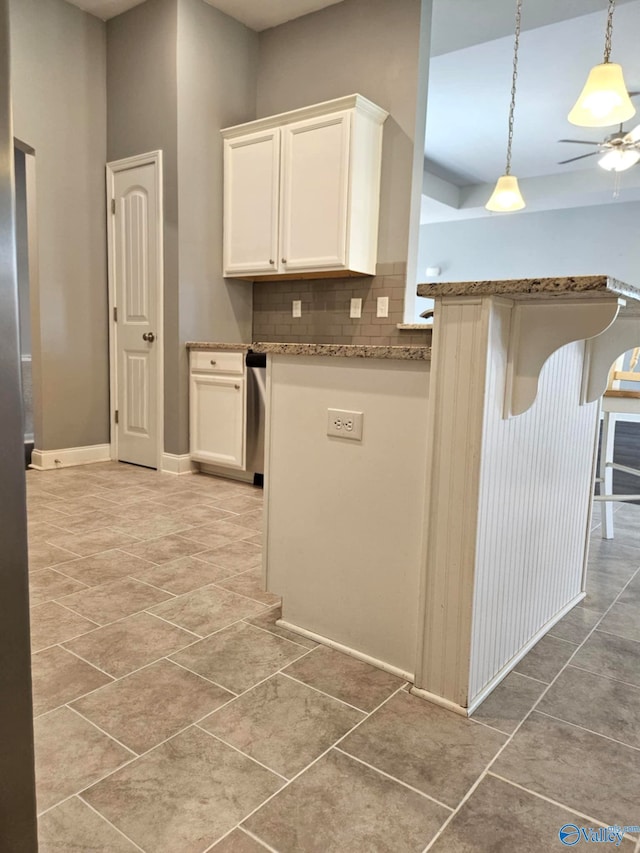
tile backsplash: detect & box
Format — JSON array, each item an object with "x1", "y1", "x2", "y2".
[{"x1": 252, "y1": 263, "x2": 432, "y2": 347}]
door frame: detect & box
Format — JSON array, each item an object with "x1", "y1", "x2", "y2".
[{"x1": 106, "y1": 150, "x2": 164, "y2": 469}]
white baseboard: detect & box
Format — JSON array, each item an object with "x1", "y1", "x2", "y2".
[
  {"x1": 30, "y1": 444, "x2": 111, "y2": 470},
  {"x1": 197, "y1": 462, "x2": 256, "y2": 483},
  {"x1": 161, "y1": 453, "x2": 196, "y2": 476}
]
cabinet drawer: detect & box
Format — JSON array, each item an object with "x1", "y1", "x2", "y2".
[{"x1": 191, "y1": 350, "x2": 245, "y2": 375}]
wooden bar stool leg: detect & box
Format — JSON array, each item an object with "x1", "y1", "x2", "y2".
[{"x1": 600, "y1": 410, "x2": 616, "y2": 539}]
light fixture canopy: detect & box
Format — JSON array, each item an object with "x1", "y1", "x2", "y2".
[
  {"x1": 568, "y1": 0, "x2": 636, "y2": 128},
  {"x1": 569, "y1": 62, "x2": 636, "y2": 127},
  {"x1": 486, "y1": 0, "x2": 526, "y2": 213},
  {"x1": 598, "y1": 147, "x2": 640, "y2": 171}
]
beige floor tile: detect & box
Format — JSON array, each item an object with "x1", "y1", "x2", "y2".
[
  {"x1": 340, "y1": 691, "x2": 506, "y2": 808},
  {"x1": 30, "y1": 602, "x2": 98, "y2": 652},
  {"x1": 514, "y1": 634, "x2": 577, "y2": 683},
  {"x1": 584, "y1": 573, "x2": 628, "y2": 613},
  {"x1": 58, "y1": 577, "x2": 173, "y2": 625},
  {"x1": 26, "y1": 506, "x2": 71, "y2": 525},
  {"x1": 122, "y1": 533, "x2": 208, "y2": 565},
  {"x1": 244, "y1": 748, "x2": 448, "y2": 853},
  {"x1": 159, "y1": 504, "x2": 236, "y2": 527},
  {"x1": 179, "y1": 526, "x2": 241, "y2": 550},
  {"x1": 191, "y1": 520, "x2": 257, "y2": 544},
  {"x1": 283, "y1": 644, "x2": 404, "y2": 712},
  {"x1": 46, "y1": 528, "x2": 142, "y2": 557},
  {"x1": 226, "y1": 510, "x2": 263, "y2": 532},
  {"x1": 64, "y1": 612, "x2": 196, "y2": 678},
  {"x1": 208, "y1": 494, "x2": 263, "y2": 515},
  {"x1": 46, "y1": 511, "x2": 123, "y2": 536},
  {"x1": 132, "y1": 555, "x2": 238, "y2": 595},
  {"x1": 110, "y1": 514, "x2": 194, "y2": 540},
  {"x1": 572, "y1": 629, "x2": 640, "y2": 688},
  {"x1": 494, "y1": 712, "x2": 640, "y2": 827},
  {"x1": 599, "y1": 602, "x2": 640, "y2": 643},
  {"x1": 196, "y1": 540, "x2": 262, "y2": 573},
  {"x1": 47, "y1": 495, "x2": 124, "y2": 517},
  {"x1": 28, "y1": 521, "x2": 70, "y2": 544},
  {"x1": 209, "y1": 828, "x2": 269, "y2": 852},
  {"x1": 538, "y1": 665, "x2": 640, "y2": 749},
  {"x1": 244, "y1": 606, "x2": 318, "y2": 649},
  {"x1": 29, "y1": 568, "x2": 88, "y2": 607},
  {"x1": 429, "y1": 774, "x2": 636, "y2": 853},
  {"x1": 151, "y1": 585, "x2": 267, "y2": 636},
  {"x1": 149, "y1": 490, "x2": 215, "y2": 510},
  {"x1": 471, "y1": 671, "x2": 545, "y2": 735},
  {"x1": 34, "y1": 707, "x2": 132, "y2": 812},
  {"x1": 171, "y1": 622, "x2": 307, "y2": 694},
  {"x1": 82, "y1": 726, "x2": 283, "y2": 853},
  {"x1": 28, "y1": 542, "x2": 79, "y2": 572},
  {"x1": 243, "y1": 533, "x2": 263, "y2": 547},
  {"x1": 72, "y1": 659, "x2": 233, "y2": 754},
  {"x1": 548, "y1": 605, "x2": 602, "y2": 645},
  {"x1": 217, "y1": 568, "x2": 280, "y2": 607},
  {"x1": 54, "y1": 549, "x2": 156, "y2": 587},
  {"x1": 37, "y1": 796, "x2": 140, "y2": 852},
  {"x1": 32, "y1": 645, "x2": 113, "y2": 716},
  {"x1": 201, "y1": 673, "x2": 363, "y2": 778}
]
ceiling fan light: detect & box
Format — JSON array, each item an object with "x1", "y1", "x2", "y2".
[
  {"x1": 568, "y1": 63, "x2": 636, "y2": 128},
  {"x1": 598, "y1": 148, "x2": 640, "y2": 171},
  {"x1": 485, "y1": 174, "x2": 526, "y2": 212}
]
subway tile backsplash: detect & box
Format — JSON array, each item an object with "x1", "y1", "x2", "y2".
[{"x1": 252, "y1": 264, "x2": 431, "y2": 346}]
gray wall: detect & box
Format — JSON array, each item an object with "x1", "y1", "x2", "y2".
[
  {"x1": 0, "y1": 0, "x2": 38, "y2": 846},
  {"x1": 107, "y1": 0, "x2": 181, "y2": 455},
  {"x1": 420, "y1": 202, "x2": 640, "y2": 285},
  {"x1": 10, "y1": 0, "x2": 108, "y2": 450},
  {"x1": 176, "y1": 0, "x2": 257, "y2": 453},
  {"x1": 257, "y1": 0, "x2": 423, "y2": 265},
  {"x1": 13, "y1": 147, "x2": 30, "y2": 356}
]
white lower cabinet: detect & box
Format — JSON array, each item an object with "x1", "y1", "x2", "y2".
[{"x1": 189, "y1": 352, "x2": 246, "y2": 469}]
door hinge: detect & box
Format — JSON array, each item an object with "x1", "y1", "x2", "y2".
[
  {"x1": 113, "y1": 306, "x2": 118, "y2": 322},
  {"x1": 114, "y1": 409, "x2": 119, "y2": 424},
  {"x1": 111, "y1": 198, "x2": 116, "y2": 214}
]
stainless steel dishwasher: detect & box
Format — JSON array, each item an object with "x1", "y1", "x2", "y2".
[{"x1": 245, "y1": 351, "x2": 266, "y2": 486}]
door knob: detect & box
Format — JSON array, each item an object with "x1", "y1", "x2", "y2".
[{"x1": 142, "y1": 332, "x2": 155, "y2": 343}]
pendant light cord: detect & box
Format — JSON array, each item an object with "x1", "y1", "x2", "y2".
[
  {"x1": 505, "y1": 0, "x2": 523, "y2": 176},
  {"x1": 604, "y1": 0, "x2": 616, "y2": 64}
]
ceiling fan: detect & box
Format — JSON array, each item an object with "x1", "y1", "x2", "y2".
[{"x1": 558, "y1": 122, "x2": 640, "y2": 172}]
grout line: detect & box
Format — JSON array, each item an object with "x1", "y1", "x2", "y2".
[
  {"x1": 168, "y1": 658, "x2": 239, "y2": 697},
  {"x1": 241, "y1": 620, "x2": 317, "y2": 651},
  {"x1": 566, "y1": 661, "x2": 640, "y2": 693},
  {"x1": 143, "y1": 610, "x2": 206, "y2": 640},
  {"x1": 65, "y1": 704, "x2": 138, "y2": 757},
  {"x1": 129, "y1": 576, "x2": 178, "y2": 598},
  {"x1": 77, "y1": 797, "x2": 147, "y2": 852},
  {"x1": 277, "y1": 669, "x2": 369, "y2": 715},
  {"x1": 465, "y1": 716, "x2": 511, "y2": 737},
  {"x1": 333, "y1": 746, "x2": 453, "y2": 812},
  {"x1": 502, "y1": 670, "x2": 548, "y2": 686},
  {"x1": 194, "y1": 725, "x2": 289, "y2": 782},
  {"x1": 535, "y1": 710, "x2": 640, "y2": 754},
  {"x1": 236, "y1": 826, "x2": 280, "y2": 853}
]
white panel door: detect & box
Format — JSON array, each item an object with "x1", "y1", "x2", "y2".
[
  {"x1": 113, "y1": 163, "x2": 159, "y2": 469},
  {"x1": 190, "y1": 374, "x2": 246, "y2": 468},
  {"x1": 281, "y1": 112, "x2": 351, "y2": 272},
  {"x1": 223, "y1": 129, "x2": 280, "y2": 276}
]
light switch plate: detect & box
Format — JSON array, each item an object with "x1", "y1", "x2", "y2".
[
  {"x1": 350, "y1": 298, "x2": 362, "y2": 319},
  {"x1": 292, "y1": 300, "x2": 302, "y2": 318},
  {"x1": 377, "y1": 296, "x2": 389, "y2": 318}
]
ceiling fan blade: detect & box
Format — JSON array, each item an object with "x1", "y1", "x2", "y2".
[
  {"x1": 558, "y1": 139, "x2": 601, "y2": 145},
  {"x1": 624, "y1": 124, "x2": 640, "y2": 143},
  {"x1": 557, "y1": 152, "x2": 600, "y2": 165}
]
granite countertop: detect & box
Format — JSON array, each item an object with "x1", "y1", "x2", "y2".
[
  {"x1": 186, "y1": 342, "x2": 252, "y2": 351},
  {"x1": 251, "y1": 343, "x2": 431, "y2": 360},
  {"x1": 417, "y1": 275, "x2": 640, "y2": 302}
]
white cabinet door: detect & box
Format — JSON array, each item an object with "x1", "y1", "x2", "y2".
[
  {"x1": 190, "y1": 374, "x2": 246, "y2": 469},
  {"x1": 280, "y1": 112, "x2": 351, "y2": 273},
  {"x1": 223, "y1": 129, "x2": 280, "y2": 277}
]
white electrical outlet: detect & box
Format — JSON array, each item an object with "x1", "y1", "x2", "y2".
[
  {"x1": 292, "y1": 300, "x2": 302, "y2": 318},
  {"x1": 377, "y1": 296, "x2": 389, "y2": 318},
  {"x1": 327, "y1": 408, "x2": 364, "y2": 441},
  {"x1": 350, "y1": 298, "x2": 362, "y2": 319}
]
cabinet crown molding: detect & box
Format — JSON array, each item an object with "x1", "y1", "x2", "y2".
[{"x1": 221, "y1": 93, "x2": 389, "y2": 139}]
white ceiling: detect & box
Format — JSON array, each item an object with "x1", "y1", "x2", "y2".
[
  {"x1": 65, "y1": 0, "x2": 344, "y2": 28},
  {"x1": 424, "y1": 0, "x2": 640, "y2": 222}
]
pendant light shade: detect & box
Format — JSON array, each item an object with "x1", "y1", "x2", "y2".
[
  {"x1": 568, "y1": 0, "x2": 636, "y2": 128},
  {"x1": 598, "y1": 147, "x2": 640, "y2": 171},
  {"x1": 485, "y1": 175, "x2": 526, "y2": 211},
  {"x1": 569, "y1": 62, "x2": 636, "y2": 127}
]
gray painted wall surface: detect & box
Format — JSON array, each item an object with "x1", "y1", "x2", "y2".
[
  {"x1": 107, "y1": 0, "x2": 181, "y2": 455},
  {"x1": 14, "y1": 147, "x2": 31, "y2": 355},
  {"x1": 257, "y1": 0, "x2": 422, "y2": 265},
  {"x1": 0, "y1": 0, "x2": 38, "y2": 846},
  {"x1": 420, "y1": 202, "x2": 640, "y2": 285},
  {"x1": 10, "y1": 0, "x2": 108, "y2": 450},
  {"x1": 176, "y1": 0, "x2": 257, "y2": 454}
]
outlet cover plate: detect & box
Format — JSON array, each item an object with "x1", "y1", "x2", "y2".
[
  {"x1": 327, "y1": 408, "x2": 364, "y2": 441},
  {"x1": 377, "y1": 296, "x2": 389, "y2": 318},
  {"x1": 350, "y1": 298, "x2": 362, "y2": 319},
  {"x1": 292, "y1": 300, "x2": 302, "y2": 318}
]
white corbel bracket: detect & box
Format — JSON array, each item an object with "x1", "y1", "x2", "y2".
[
  {"x1": 582, "y1": 304, "x2": 640, "y2": 403},
  {"x1": 504, "y1": 297, "x2": 622, "y2": 418}
]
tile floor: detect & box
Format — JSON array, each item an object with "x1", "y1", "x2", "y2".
[{"x1": 25, "y1": 462, "x2": 640, "y2": 852}]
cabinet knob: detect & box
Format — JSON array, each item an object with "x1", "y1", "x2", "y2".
[
  {"x1": 234, "y1": 384, "x2": 240, "y2": 390},
  {"x1": 281, "y1": 258, "x2": 287, "y2": 264},
  {"x1": 210, "y1": 360, "x2": 216, "y2": 366},
  {"x1": 269, "y1": 259, "x2": 275, "y2": 265}
]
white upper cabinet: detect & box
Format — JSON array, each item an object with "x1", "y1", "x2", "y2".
[{"x1": 222, "y1": 95, "x2": 388, "y2": 281}]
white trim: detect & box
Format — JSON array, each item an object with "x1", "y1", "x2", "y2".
[
  {"x1": 196, "y1": 462, "x2": 255, "y2": 483},
  {"x1": 276, "y1": 619, "x2": 414, "y2": 683},
  {"x1": 30, "y1": 444, "x2": 111, "y2": 470},
  {"x1": 160, "y1": 453, "x2": 196, "y2": 476},
  {"x1": 106, "y1": 151, "x2": 164, "y2": 471}
]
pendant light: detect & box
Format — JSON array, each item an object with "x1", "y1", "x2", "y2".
[
  {"x1": 568, "y1": 0, "x2": 635, "y2": 128},
  {"x1": 486, "y1": 0, "x2": 526, "y2": 213}
]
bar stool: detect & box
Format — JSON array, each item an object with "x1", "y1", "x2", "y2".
[{"x1": 596, "y1": 348, "x2": 640, "y2": 538}]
